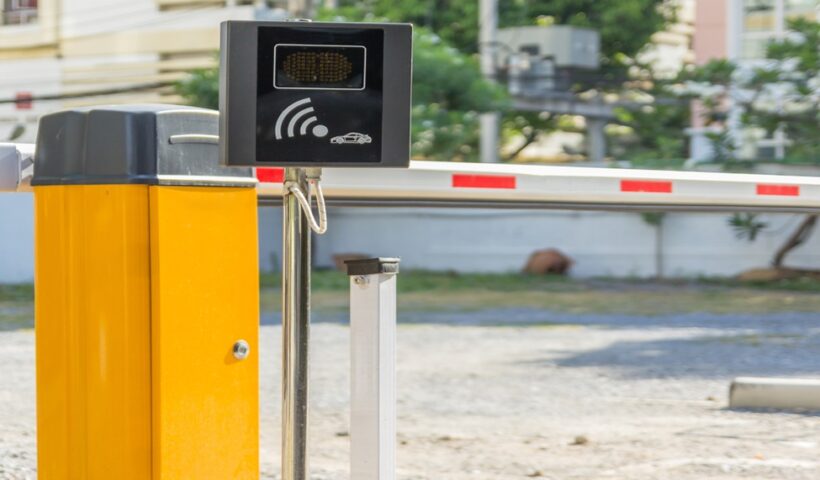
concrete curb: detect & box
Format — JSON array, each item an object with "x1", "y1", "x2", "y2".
[{"x1": 730, "y1": 377, "x2": 820, "y2": 411}]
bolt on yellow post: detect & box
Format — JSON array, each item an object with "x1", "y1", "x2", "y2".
[{"x1": 32, "y1": 105, "x2": 259, "y2": 480}]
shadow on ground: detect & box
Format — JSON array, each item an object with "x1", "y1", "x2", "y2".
[
  {"x1": 262, "y1": 307, "x2": 820, "y2": 381},
  {"x1": 518, "y1": 308, "x2": 820, "y2": 380}
]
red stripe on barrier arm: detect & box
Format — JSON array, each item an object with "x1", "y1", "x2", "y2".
[
  {"x1": 256, "y1": 168, "x2": 285, "y2": 183},
  {"x1": 620, "y1": 180, "x2": 673, "y2": 193},
  {"x1": 756, "y1": 184, "x2": 800, "y2": 196},
  {"x1": 452, "y1": 174, "x2": 516, "y2": 189}
]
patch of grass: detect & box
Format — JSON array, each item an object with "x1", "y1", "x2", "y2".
[
  {"x1": 699, "y1": 276, "x2": 820, "y2": 293},
  {"x1": 6, "y1": 272, "x2": 820, "y2": 331},
  {"x1": 262, "y1": 269, "x2": 575, "y2": 293},
  {"x1": 0, "y1": 284, "x2": 34, "y2": 331},
  {"x1": 0, "y1": 284, "x2": 33, "y2": 302},
  {"x1": 259, "y1": 271, "x2": 820, "y2": 316},
  {"x1": 702, "y1": 333, "x2": 803, "y2": 347},
  {"x1": 0, "y1": 308, "x2": 33, "y2": 331},
  {"x1": 263, "y1": 270, "x2": 820, "y2": 295}
]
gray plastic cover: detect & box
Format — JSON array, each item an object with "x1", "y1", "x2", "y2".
[{"x1": 32, "y1": 104, "x2": 255, "y2": 187}]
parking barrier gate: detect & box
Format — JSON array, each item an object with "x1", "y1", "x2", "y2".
[{"x1": 31, "y1": 105, "x2": 260, "y2": 479}]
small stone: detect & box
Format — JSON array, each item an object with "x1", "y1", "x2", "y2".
[
  {"x1": 570, "y1": 435, "x2": 589, "y2": 446},
  {"x1": 335, "y1": 431, "x2": 349, "y2": 437}
]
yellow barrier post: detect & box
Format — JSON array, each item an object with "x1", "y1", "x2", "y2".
[{"x1": 32, "y1": 105, "x2": 260, "y2": 480}]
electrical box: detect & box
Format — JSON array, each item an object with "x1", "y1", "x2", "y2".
[
  {"x1": 497, "y1": 25, "x2": 600, "y2": 70},
  {"x1": 219, "y1": 21, "x2": 413, "y2": 168}
]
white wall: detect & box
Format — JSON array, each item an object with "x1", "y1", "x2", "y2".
[
  {"x1": 308, "y1": 208, "x2": 820, "y2": 278},
  {"x1": 3, "y1": 203, "x2": 820, "y2": 283},
  {"x1": 0, "y1": 194, "x2": 34, "y2": 283}
]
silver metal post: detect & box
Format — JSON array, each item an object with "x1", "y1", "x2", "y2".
[
  {"x1": 345, "y1": 258, "x2": 400, "y2": 480},
  {"x1": 282, "y1": 167, "x2": 311, "y2": 480},
  {"x1": 479, "y1": 0, "x2": 499, "y2": 163}
]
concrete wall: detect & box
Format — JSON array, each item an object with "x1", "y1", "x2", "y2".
[
  {"x1": 0, "y1": 194, "x2": 34, "y2": 283},
  {"x1": 3, "y1": 201, "x2": 820, "y2": 284},
  {"x1": 259, "y1": 207, "x2": 820, "y2": 278}
]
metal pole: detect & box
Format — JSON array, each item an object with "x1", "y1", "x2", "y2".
[
  {"x1": 282, "y1": 167, "x2": 311, "y2": 480},
  {"x1": 586, "y1": 117, "x2": 607, "y2": 164},
  {"x1": 345, "y1": 258, "x2": 400, "y2": 480},
  {"x1": 479, "y1": 0, "x2": 499, "y2": 163}
]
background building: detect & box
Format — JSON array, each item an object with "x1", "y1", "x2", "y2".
[
  {"x1": 689, "y1": 0, "x2": 819, "y2": 160},
  {"x1": 0, "y1": 0, "x2": 287, "y2": 282},
  {"x1": 0, "y1": 0, "x2": 287, "y2": 144},
  {"x1": 640, "y1": 0, "x2": 696, "y2": 78}
]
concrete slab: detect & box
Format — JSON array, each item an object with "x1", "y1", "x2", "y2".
[{"x1": 730, "y1": 377, "x2": 820, "y2": 411}]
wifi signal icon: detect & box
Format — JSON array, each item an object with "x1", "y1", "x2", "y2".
[{"x1": 274, "y1": 97, "x2": 329, "y2": 140}]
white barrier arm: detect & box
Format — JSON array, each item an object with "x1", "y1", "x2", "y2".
[
  {"x1": 257, "y1": 161, "x2": 820, "y2": 212},
  {"x1": 0, "y1": 143, "x2": 34, "y2": 193},
  {"x1": 7, "y1": 142, "x2": 820, "y2": 212}
]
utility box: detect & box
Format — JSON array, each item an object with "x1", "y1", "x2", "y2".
[
  {"x1": 497, "y1": 25, "x2": 600, "y2": 70},
  {"x1": 32, "y1": 105, "x2": 260, "y2": 480}
]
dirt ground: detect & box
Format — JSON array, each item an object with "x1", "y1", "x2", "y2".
[{"x1": 2, "y1": 308, "x2": 820, "y2": 479}]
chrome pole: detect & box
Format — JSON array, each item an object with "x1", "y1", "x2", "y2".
[{"x1": 282, "y1": 167, "x2": 310, "y2": 480}]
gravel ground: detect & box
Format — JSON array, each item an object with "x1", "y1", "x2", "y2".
[{"x1": 2, "y1": 309, "x2": 820, "y2": 479}]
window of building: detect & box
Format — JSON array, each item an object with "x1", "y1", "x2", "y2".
[
  {"x1": 785, "y1": 0, "x2": 818, "y2": 21},
  {"x1": 744, "y1": 0, "x2": 777, "y2": 32},
  {"x1": 741, "y1": 0, "x2": 819, "y2": 56},
  {"x1": 741, "y1": 37, "x2": 770, "y2": 58},
  {"x1": 737, "y1": 0, "x2": 818, "y2": 160},
  {"x1": 2, "y1": 0, "x2": 38, "y2": 25}
]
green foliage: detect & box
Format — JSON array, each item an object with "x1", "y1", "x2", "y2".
[
  {"x1": 410, "y1": 27, "x2": 508, "y2": 161},
  {"x1": 174, "y1": 65, "x2": 219, "y2": 110},
  {"x1": 728, "y1": 213, "x2": 768, "y2": 242},
  {"x1": 766, "y1": 18, "x2": 819, "y2": 74},
  {"x1": 339, "y1": 0, "x2": 673, "y2": 66},
  {"x1": 640, "y1": 212, "x2": 665, "y2": 227},
  {"x1": 260, "y1": 269, "x2": 572, "y2": 293},
  {"x1": 5, "y1": 124, "x2": 25, "y2": 142},
  {"x1": 334, "y1": 0, "x2": 674, "y2": 160},
  {"x1": 706, "y1": 131, "x2": 739, "y2": 164},
  {"x1": 332, "y1": 1, "x2": 480, "y2": 53},
  {"x1": 0, "y1": 284, "x2": 33, "y2": 302},
  {"x1": 684, "y1": 18, "x2": 820, "y2": 164},
  {"x1": 411, "y1": 30, "x2": 503, "y2": 111},
  {"x1": 680, "y1": 58, "x2": 735, "y2": 86},
  {"x1": 612, "y1": 99, "x2": 690, "y2": 163},
  {"x1": 178, "y1": 1, "x2": 675, "y2": 161},
  {"x1": 746, "y1": 18, "x2": 819, "y2": 161},
  {"x1": 500, "y1": 111, "x2": 559, "y2": 161}
]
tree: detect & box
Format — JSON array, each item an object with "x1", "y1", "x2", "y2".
[
  {"x1": 334, "y1": 0, "x2": 675, "y2": 161},
  {"x1": 338, "y1": 0, "x2": 673, "y2": 68},
  {"x1": 409, "y1": 27, "x2": 508, "y2": 160},
  {"x1": 610, "y1": 89, "x2": 690, "y2": 168},
  {"x1": 679, "y1": 18, "x2": 819, "y2": 164},
  {"x1": 682, "y1": 18, "x2": 820, "y2": 271},
  {"x1": 175, "y1": 25, "x2": 506, "y2": 161},
  {"x1": 174, "y1": 63, "x2": 218, "y2": 111}
]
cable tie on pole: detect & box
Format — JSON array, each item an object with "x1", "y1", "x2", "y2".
[{"x1": 286, "y1": 176, "x2": 328, "y2": 235}]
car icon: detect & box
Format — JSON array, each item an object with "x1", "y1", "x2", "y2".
[{"x1": 330, "y1": 132, "x2": 372, "y2": 144}]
